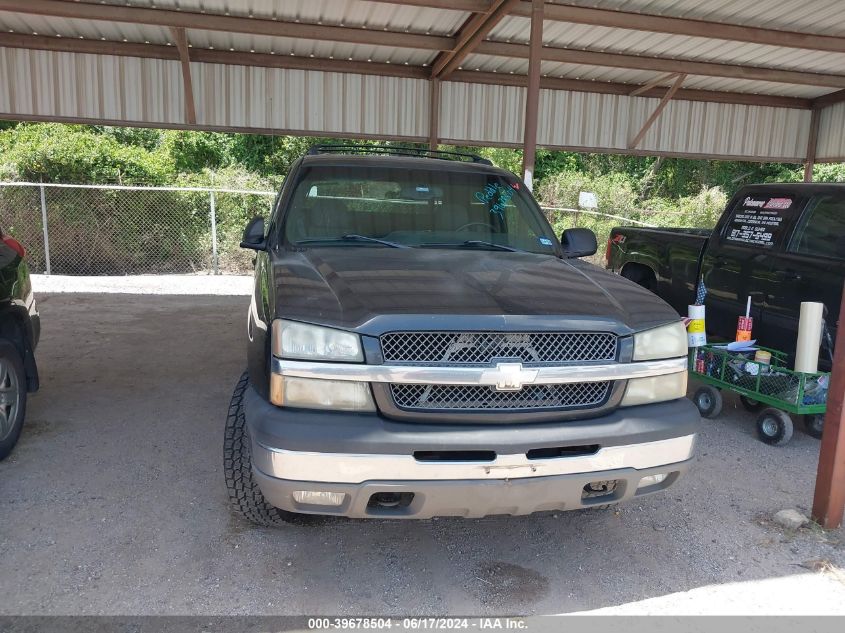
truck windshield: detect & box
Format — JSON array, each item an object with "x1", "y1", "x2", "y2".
[{"x1": 282, "y1": 165, "x2": 559, "y2": 255}]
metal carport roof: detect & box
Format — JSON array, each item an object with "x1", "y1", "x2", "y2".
[{"x1": 1, "y1": 0, "x2": 845, "y2": 180}]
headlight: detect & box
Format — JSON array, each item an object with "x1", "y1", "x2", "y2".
[
  {"x1": 621, "y1": 371, "x2": 687, "y2": 407},
  {"x1": 272, "y1": 319, "x2": 363, "y2": 362},
  {"x1": 270, "y1": 375, "x2": 376, "y2": 412},
  {"x1": 632, "y1": 322, "x2": 687, "y2": 361}
]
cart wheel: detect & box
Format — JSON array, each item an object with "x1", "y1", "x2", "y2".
[
  {"x1": 739, "y1": 395, "x2": 765, "y2": 413},
  {"x1": 693, "y1": 386, "x2": 723, "y2": 418},
  {"x1": 803, "y1": 414, "x2": 824, "y2": 440},
  {"x1": 756, "y1": 408, "x2": 793, "y2": 446}
]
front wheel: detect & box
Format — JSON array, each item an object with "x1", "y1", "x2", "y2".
[
  {"x1": 0, "y1": 340, "x2": 27, "y2": 461},
  {"x1": 223, "y1": 371, "x2": 296, "y2": 526},
  {"x1": 803, "y1": 414, "x2": 824, "y2": 440},
  {"x1": 756, "y1": 408, "x2": 793, "y2": 446}
]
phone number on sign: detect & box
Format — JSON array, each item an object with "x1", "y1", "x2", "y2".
[{"x1": 307, "y1": 619, "x2": 475, "y2": 630}]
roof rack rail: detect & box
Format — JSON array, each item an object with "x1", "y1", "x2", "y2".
[{"x1": 306, "y1": 144, "x2": 493, "y2": 165}]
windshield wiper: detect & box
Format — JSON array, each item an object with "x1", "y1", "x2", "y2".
[
  {"x1": 419, "y1": 240, "x2": 520, "y2": 252},
  {"x1": 295, "y1": 234, "x2": 409, "y2": 249}
]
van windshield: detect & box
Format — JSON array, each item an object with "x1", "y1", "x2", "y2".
[{"x1": 282, "y1": 165, "x2": 559, "y2": 255}]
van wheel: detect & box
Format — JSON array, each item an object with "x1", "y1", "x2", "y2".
[
  {"x1": 0, "y1": 340, "x2": 27, "y2": 461},
  {"x1": 693, "y1": 386, "x2": 722, "y2": 418},
  {"x1": 803, "y1": 414, "x2": 824, "y2": 440},
  {"x1": 756, "y1": 408, "x2": 793, "y2": 446},
  {"x1": 739, "y1": 396, "x2": 765, "y2": 413},
  {"x1": 223, "y1": 371, "x2": 296, "y2": 527}
]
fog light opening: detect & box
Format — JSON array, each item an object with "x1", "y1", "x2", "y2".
[
  {"x1": 292, "y1": 490, "x2": 346, "y2": 507},
  {"x1": 367, "y1": 492, "x2": 415, "y2": 510},
  {"x1": 582, "y1": 479, "x2": 619, "y2": 500},
  {"x1": 637, "y1": 473, "x2": 669, "y2": 489}
]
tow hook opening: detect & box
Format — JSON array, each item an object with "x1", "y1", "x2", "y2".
[
  {"x1": 367, "y1": 492, "x2": 415, "y2": 510},
  {"x1": 581, "y1": 479, "x2": 620, "y2": 502}
]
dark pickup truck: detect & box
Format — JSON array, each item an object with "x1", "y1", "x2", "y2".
[
  {"x1": 607, "y1": 184, "x2": 845, "y2": 364},
  {"x1": 224, "y1": 145, "x2": 699, "y2": 525}
]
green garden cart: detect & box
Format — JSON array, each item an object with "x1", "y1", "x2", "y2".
[{"x1": 689, "y1": 344, "x2": 829, "y2": 446}]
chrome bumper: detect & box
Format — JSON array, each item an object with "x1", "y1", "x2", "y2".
[{"x1": 252, "y1": 434, "x2": 696, "y2": 484}]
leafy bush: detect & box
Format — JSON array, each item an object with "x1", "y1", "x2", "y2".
[{"x1": 0, "y1": 123, "x2": 173, "y2": 184}]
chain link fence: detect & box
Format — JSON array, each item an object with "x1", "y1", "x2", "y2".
[
  {"x1": 0, "y1": 182, "x2": 275, "y2": 275},
  {"x1": 1, "y1": 181, "x2": 667, "y2": 275}
]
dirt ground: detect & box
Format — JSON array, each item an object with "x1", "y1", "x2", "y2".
[{"x1": 1, "y1": 288, "x2": 844, "y2": 615}]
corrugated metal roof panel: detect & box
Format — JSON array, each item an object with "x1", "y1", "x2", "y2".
[
  {"x1": 98, "y1": 0, "x2": 469, "y2": 36},
  {"x1": 490, "y1": 16, "x2": 845, "y2": 76},
  {"x1": 0, "y1": 48, "x2": 184, "y2": 123},
  {"x1": 552, "y1": 0, "x2": 845, "y2": 36},
  {"x1": 816, "y1": 102, "x2": 845, "y2": 160}
]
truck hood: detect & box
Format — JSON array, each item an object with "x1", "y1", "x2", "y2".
[{"x1": 271, "y1": 247, "x2": 680, "y2": 333}]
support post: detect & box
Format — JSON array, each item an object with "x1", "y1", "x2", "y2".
[
  {"x1": 39, "y1": 184, "x2": 51, "y2": 275},
  {"x1": 209, "y1": 190, "x2": 218, "y2": 275},
  {"x1": 521, "y1": 0, "x2": 544, "y2": 191},
  {"x1": 429, "y1": 78, "x2": 440, "y2": 150},
  {"x1": 804, "y1": 108, "x2": 821, "y2": 182},
  {"x1": 812, "y1": 281, "x2": 845, "y2": 529}
]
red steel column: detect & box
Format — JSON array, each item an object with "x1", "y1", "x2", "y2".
[
  {"x1": 521, "y1": 0, "x2": 544, "y2": 191},
  {"x1": 812, "y1": 281, "x2": 845, "y2": 528},
  {"x1": 804, "y1": 108, "x2": 820, "y2": 182},
  {"x1": 429, "y1": 78, "x2": 440, "y2": 150}
]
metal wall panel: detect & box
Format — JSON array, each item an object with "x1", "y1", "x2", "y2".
[
  {"x1": 441, "y1": 81, "x2": 818, "y2": 160},
  {"x1": 191, "y1": 62, "x2": 429, "y2": 138},
  {"x1": 816, "y1": 102, "x2": 845, "y2": 161},
  {"x1": 0, "y1": 48, "x2": 184, "y2": 124}
]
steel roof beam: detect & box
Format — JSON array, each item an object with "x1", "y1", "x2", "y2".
[
  {"x1": 0, "y1": 32, "x2": 813, "y2": 110},
  {"x1": 0, "y1": 0, "x2": 454, "y2": 52},
  {"x1": 510, "y1": 2, "x2": 845, "y2": 54},
  {"x1": 813, "y1": 89, "x2": 845, "y2": 109},
  {"x1": 431, "y1": 0, "x2": 520, "y2": 79},
  {"x1": 476, "y1": 41, "x2": 845, "y2": 89}
]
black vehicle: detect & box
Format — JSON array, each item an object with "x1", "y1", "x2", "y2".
[
  {"x1": 0, "y1": 228, "x2": 40, "y2": 460},
  {"x1": 225, "y1": 145, "x2": 699, "y2": 525},
  {"x1": 607, "y1": 184, "x2": 845, "y2": 365}
]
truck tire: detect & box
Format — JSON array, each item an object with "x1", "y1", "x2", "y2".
[
  {"x1": 223, "y1": 371, "x2": 296, "y2": 527},
  {"x1": 0, "y1": 340, "x2": 27, "y2": 461},
  {"x1": 756, "y1": 408, "x2": 793, "y2": 446},
  {"x1": 693, "y1": 385, "x2": 722, "y2": 418}
]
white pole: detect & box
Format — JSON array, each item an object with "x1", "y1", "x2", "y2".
[
  {"x1": 210, "y1": 190, "x2": 219, "y2": 275},
  {"x1": 39, "y1": 184, "x2": 52, "y2": 275}
]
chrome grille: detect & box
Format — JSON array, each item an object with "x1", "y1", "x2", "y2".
[
  {"x1": 380, "y1": 331, "x2": 618, "y2": 365},
  {"x1": 390, "y1": 382, "x2": 611, "y2": 411}
]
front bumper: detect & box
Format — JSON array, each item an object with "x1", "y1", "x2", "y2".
[{"x1": 244, "y1": 387, "x2": 700, "y2": 519}]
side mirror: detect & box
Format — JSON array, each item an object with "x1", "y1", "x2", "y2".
[
  {"x1": 560, "y1": 228, "x2": 597, "y2": 258},
  {"x1": 240, "y1": 216, "x2": 266, "y2": 251}
]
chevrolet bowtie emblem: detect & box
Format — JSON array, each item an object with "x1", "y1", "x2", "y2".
[{"x1": 480, "y1": 362, "x2": 539, "y2": 391}]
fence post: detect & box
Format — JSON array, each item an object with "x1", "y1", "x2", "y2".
[
  {"x1": 209, "y1": 190, "x2": 219, "y2": 275},
  {"x1": 39, "y1": 184, "x2": 52, "y2": 275}
]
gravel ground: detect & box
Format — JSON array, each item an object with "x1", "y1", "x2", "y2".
[{"x1": 1, "y1": 291, "x2": 844, "y2": 615}]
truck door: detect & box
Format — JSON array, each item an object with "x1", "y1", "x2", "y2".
[
  {"x1": 759, "y1": 192, "x2": 845, "y2": 366},
  {"x1": 700, "y1": 191, "x2": 799, "y2": 343}
]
